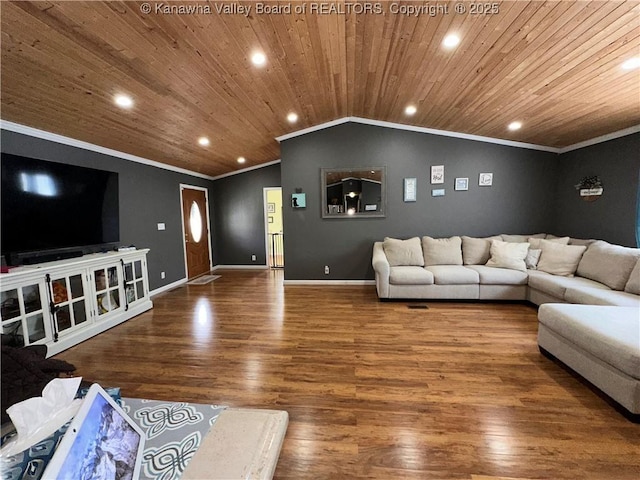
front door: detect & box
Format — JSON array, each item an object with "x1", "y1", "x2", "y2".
[{"x1": 181, "y1": 186, "x2": 211, "y2": 279}]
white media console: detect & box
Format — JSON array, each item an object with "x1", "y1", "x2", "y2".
[{"x1": 0, "y1": 249, "x2": 152, "y2": 357}]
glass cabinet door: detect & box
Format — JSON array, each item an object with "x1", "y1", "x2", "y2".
[
  {"x1": 94, "y1": 265, "x2": 122, "y2": 316},
  {"x1": 1, "y1": 283, "x2": 48, "y2": 346},
  {"x1": 49, "y1": 274, "x2": 90, "y2": 337},
  {"x1": 122, "y1": 259, "x2": 147, "y2": 308}
]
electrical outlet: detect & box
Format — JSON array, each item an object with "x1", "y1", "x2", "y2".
[
  {"x1": 324, "y1": 265, "x2": 330, "y2": 275},
  {"x1": 161, "y1": 271, "x2": 165, "y2": 279},
  {"x1": 251, "y1": 254, "x2": 257, "y2": 261}
]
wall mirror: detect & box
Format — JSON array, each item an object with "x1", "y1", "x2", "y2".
[{"x1": 321, "y1": 167, "x2": 386, "y2": 218}]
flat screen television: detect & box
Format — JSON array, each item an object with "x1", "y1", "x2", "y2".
[{"x1": 1, "y1": 154, "x2": 119, "y2": 265}]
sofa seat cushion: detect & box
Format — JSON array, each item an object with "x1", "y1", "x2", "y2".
[
  {"x1": 527, "y1": 270, "x2": 609, "y2": 300},
  {"x1": 538, "y1": 304, "x2": 640, "y2": 379},
  {"x1": 564, "y1": 287, "x2": 640, "y2": 307},
  {"x1": 425, "y1": 266, "x2": 479, "y2": 285},
  {"x1": 389, "y1": 266, "x2": 434, "y2": 285},
  {"x1": 466, "y1": 265, "x2": 529, "y2": 285}
]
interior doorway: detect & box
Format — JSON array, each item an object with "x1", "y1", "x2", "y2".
[
  {"x1": 264, "y1": 188, "x2": 284, "y2": 268},
  {"x1": 180, "y1": 185, "x2": 213, "y2": 279}
]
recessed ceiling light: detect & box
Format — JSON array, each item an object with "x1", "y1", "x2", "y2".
[
  {"x1": 442, "y1": 34, "x2": 460, "y2": 49},
  {"x1": 621, "y1": 57, "x2": 640, "y2": 70},
  {"x1": 405, "y1": 105, "x2": 417, "y2": 116},
  {"x1": 508, "y1": 121, "x2": 522, "y2": 131},
  {"x1": 114, "y1": 94, "x2": 133, "y2": 108},
  {"x1": 237, "y1": 156, "x2": 246, "y2": 164},
  {"x1": 287, "y1": 112, "x2": 298, "y2": 123},
  {"x1": 198, "y1": 137, "x2": 210, "y2": 147},
  {"x1": 251, "y1": 52, "x2": 266, "y2": 67}
]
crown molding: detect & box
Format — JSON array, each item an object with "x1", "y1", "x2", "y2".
[
  {"x1": 558, "y1": 124, "x2": 640, "y2": 154},
  {"x1": 277, "y1": 117, "x2": 640, "y2": 154},
  {"x1": 211, "y1": 159, "x2": 281, "y2": 180},
  {"x1": 0, "y1": 120, "x2": 218, "y2": 180},
  {"x1": 276, "y1": 116, "x2": 560, "y2": 153}
]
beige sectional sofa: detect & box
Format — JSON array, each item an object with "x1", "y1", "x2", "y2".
[
  {"x1": 372, "y1": 234, "x2": 640, "y2": 306},
  {"x1": 372, "y1": 234, "x2": 640, "y2": 419}
]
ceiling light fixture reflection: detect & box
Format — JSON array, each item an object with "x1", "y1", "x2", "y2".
[
  {"x1": 198, "y1": 137, "x2": 210, "y2": 146},
  {"x1": 442, "y1": 34, "x2": 460, "y2": 49},
  {"x1": 237, "y1": 156, "x2": 246, "y2": 164},
  {"x1": 114, "y1": 94, "x2": 133, "y2": 108},
  {"x1": 508, "y1": 121, "x2": 522, "y2": 131},
  {"x1": 251, "y1": 52, "x2": 266, "y2": 67},
  {"x1": 287, "y1": 112, "x2": 298, "y2": 123},
  {"x1": 405, "y1": 105, "x2": 417, "y2": 116}
]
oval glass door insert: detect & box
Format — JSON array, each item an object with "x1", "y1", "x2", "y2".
[{"x1": 189, "y1": 201, "x2": 203, "y2": 243}]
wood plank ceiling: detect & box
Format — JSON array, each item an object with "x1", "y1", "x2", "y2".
[{"x1": 1, "y1": 1, "x2": 639, "y2": 177}]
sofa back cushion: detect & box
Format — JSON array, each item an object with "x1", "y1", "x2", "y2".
[
  {"x1": 624, "y1": 258, "x2": 640, "y2": 295},
  {"x1": 569, "y1": 238, "x2": 597, "y2": 247},
  {"x1": 383, "y1": 237, "x2": 424, "y2": 266},
  {"x1": 501, "y1": 233, "x2": 546, "y2": 243},
  {"x1": 422, "y1": 236, "x2": 463, "y2": 266},
  {"x1": 576, "y1": 241, "x2": 640, "y2": 290},
  {"x1": 528, "y1": 236, "x2": 569, "y2": 249},
  {"x1": 536, "y1": 240, "x2": 587, "y2": 277},
  {"x1": 486, "y1": 240, "x2": 529, "y2": 271},
  {"x1": 461, "y1": 236, "x2": 502, "y2": 265}
]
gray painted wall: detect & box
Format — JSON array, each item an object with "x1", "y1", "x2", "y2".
[
  {"x1": 281, "y1": 122, "x2": 559, "y2": 280},
  {"x1": 1, "y1": 130, "x2": 214, "y2": 291},
  {"x1": 552, "y1": 133, "x2": 640, "y2": 247},
  {"x1": 4, "y1": 125, "x2": 636, "y2": 285},
  {"x1": 211, "y1": 164, "x2": 281, "y2": 265}
]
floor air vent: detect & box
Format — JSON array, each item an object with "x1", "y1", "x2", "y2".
[{"x1": 407, "y1": 304, "x2": 429, "y2": 309}]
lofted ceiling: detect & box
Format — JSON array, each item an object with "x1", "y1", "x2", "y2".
[{"x1": 1, "y1": 1, "x2": 639, "y2": 178}]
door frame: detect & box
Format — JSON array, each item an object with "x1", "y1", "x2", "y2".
[
  {"x1": 179, "y1": 184, "x2": 214, "y2": 278},
  {"x1": 263, "y1": 187, "x2": 282, "y2": 268}
]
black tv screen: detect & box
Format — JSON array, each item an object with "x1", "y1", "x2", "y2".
[{"x1": 1, "y1": 154, "x2": 119, "y2": 260}]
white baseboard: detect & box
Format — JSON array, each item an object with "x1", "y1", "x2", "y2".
[
  {"x1": 212, "y1": 265, "x2": 269, "y2": 271},
  {"x1": 150, "y1": 277, "x2": 187, "y2": 297},
  {"x1": 283, "y1": 280, "x2": 376, "y2": 286}
]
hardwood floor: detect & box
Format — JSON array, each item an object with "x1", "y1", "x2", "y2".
[{"x1": 57, "y1": 270, "x2": 640, "y2": 479}]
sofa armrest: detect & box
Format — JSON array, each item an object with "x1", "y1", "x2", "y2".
[{"x1": 372, "y1": 242, "x2": 390, "y2": 298}]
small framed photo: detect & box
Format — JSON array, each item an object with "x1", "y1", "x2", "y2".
[
  {"x1": 267, "y1": 202, "x2": 276, "y2": 213},
  {"x1": 431, "y1": 165, "x2": 444, "y2": 184},
  {"x1": 455, "y1": 178, "x2": 469, "y2": 191},
  {"x1": 403, "y1": 177, "x2": 417, "y2": 202},
  {"x1": 268, "y1": 216, "x2": 274, "y2": 223},
  {"x1": 432, "y1": 189, "x2": 445, "y2": 197},
  {"x1": 479, "y1": 173, "x2": 493, "y2": 186}
]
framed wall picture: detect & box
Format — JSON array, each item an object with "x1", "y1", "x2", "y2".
[
  {"x1": 431, "y1": 165, "x2": 444, "y2": 184},
  {"x1": 403, "y1": 177, "x2": 417, "y2": 202},
  {"x1": 267, "y1": 202, "x2": 276, "y2": 213},
  {"x1": 455, "y1": 178, "x2": 469, "y2": 191},
  {"x1": 432, "y1": 189, "x2": 445, "y2": 197},
  {"x1": 479, "y1": 173, "x2": 493, "y2": 186},
  {"x1": 292, "y1": 193, "x2": 306, "y2": 208}
]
